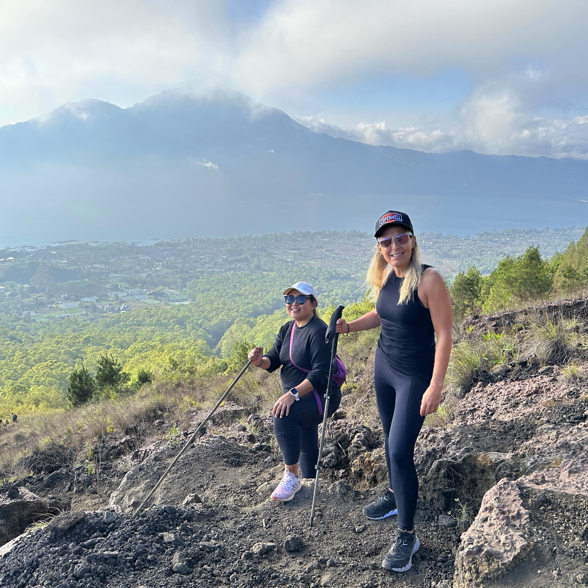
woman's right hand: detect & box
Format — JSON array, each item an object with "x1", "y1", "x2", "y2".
[
  {"x1": 335, "y1": 318, "x2": 348, "y2": 334},
  {"x1": 248, "y1": 347, "x2": 264, "y2": 367}
]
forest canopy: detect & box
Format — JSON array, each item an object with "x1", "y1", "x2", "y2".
[{"x1": 1, "y1": 226, "x2": 586, "y2": 418}]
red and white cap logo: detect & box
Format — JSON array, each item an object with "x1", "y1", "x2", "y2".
[{"x1": 379, "y1": 212, "x2": 403, "y2": 226}]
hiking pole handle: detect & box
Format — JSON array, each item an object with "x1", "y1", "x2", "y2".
[
  {"x1": 325, "y1": 305, "x2": 345, "y2": 345},
  {"x1": 324, "y1": 305, "x2": 344, "y2": 387},
  {"x1": 132, "y1": 359, "x2": 252, "y2": 517}
]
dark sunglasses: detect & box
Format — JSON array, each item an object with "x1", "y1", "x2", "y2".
[
  {"x1": 378, "y1": 232, "x2": 413, "y2": 248},
  {"x1": 284, "y1": 294, "x2": 310, "y2": 305}
]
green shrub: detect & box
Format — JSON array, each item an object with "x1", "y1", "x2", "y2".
[
  {"x1": 227, "y1": 339, "x2": 254, "y2": 373},
  {"x1": 67, "y1": 367, "x2": 96, "y2": 407},
  {"x1": 482, "y1": 246, "x2": 553, "y2": 312},
  {"x1": 450, "y1": 267, "x2": 482, "y2": 319},
  {"x1": 135, "y1": 369, "x2": 153, "y2": 386},
  {"x1": 552, "y1": 227, "x2": 588, "y2": 294}
]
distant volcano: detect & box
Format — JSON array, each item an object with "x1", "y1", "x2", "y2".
[{"x1": 1, "y1": 82, "x2": 587, "y2": 245}]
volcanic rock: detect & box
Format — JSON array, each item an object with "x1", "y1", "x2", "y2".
[
  {"x1": 0, "y1": 487, "x2": 61, "y2": 547},
  {"x1": 453, "y1": 479, "x2": 531, "y2": 587},
  {"x1": 284, "y1": 535, "x2": 304, "y2": 552},
  {"x1": 47, "y1": 511, "x2": 87, "y2": 536},
  {"x1": 110, "y1": 435, "x2": 254, "y2": 513}
]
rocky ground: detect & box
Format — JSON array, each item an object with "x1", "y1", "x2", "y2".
[{"x1": 1, "y1": 299, "x2": 588, "y2": 587}]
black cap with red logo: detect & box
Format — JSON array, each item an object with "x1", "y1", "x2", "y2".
[{"x1": 374, "y1": 211, "x2": 414, "y2": 238}]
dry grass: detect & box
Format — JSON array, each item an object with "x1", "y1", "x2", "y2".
[
  {"x1": 0, "y1": 369, "x2": 276, "y2": 484},
  {"x1": 424, "y1": 403, "x2": 451, "y2": 428},
  {"x1": 562, "y1": 362, "x2": 580, "y2": 382},
  {"x1": 445, "y1": 330, "x2": 519, "y2": 395},
  {"x1": 523, "y1": 317, "x2": 582, "y2": 365}
]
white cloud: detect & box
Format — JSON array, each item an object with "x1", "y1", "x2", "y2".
[
  {"x1": 299, "y1": 84, "x2": 588, "y2": 159},
  {"x1": 188, "y1": 157, "x2": 220, "y2": 170},
  {"x1": 233, "y1": 0, "x2": 588, "y2": 94},
  {"x1": 233, "y1": 2, "x2": 588, "y2": 158},
  {"x1": 2, "y1": 0, "x2": 587, "y2": 160},
  {"x1": 0, "y1": 0, "x2": 228, "y2": 126}
]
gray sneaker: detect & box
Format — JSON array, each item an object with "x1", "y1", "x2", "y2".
[
  {"x1": 382, "y1": 530, "x2": 420, "y2": 573},
  {"x1": 362, "y1": 489, "x2": 398, "y2": 520}
]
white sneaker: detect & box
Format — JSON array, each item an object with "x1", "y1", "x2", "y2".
[{"x1": 271, "y1": 470, "x2": 301, "y2": 502}]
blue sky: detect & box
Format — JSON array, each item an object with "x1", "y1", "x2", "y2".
[{"x1": 1, "y1": 0, "x2": 588, "y2": 158}]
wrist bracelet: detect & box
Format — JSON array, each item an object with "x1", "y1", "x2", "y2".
[{"x1": 347, "y1": 323, "x2": 350, "y2": 334}]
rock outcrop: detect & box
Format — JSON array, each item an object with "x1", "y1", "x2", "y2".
[
  {"x1": 0, "y1": 486, "x2": 68, "y2": 547},
  {"x1": 453, "y1": 479, "x2": 532, "y2": 587},
  {"x1": 418, "y1": 356, "x2": 588, "y2": 586}
]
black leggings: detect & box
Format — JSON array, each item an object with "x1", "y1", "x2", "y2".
[
  {"x1": 374, "y1": 347, "x2": 428, "y2": 531},
  {"x1": 273, "y1": 391, "x2": 340, "y2": 478}
]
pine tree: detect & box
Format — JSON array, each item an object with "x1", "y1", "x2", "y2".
[
  {"x1": 450, "y1": 267, "x2": 482, "y2": 319},
  {"x1": 95, "y1": 353, "x2": 129, "y2": 389},
  {"x1": 483, "y1": 246, "x2": 552, "y2": 312},
  {"x1": 67, "y1": 366, "x2": 96, "y2": 406}
]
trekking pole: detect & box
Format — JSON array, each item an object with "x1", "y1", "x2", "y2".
[
  {"x1": 132, "y1": 359, "x2": 252, "y2": 517},
  {"x1": 310, "y1": 305, "x2": 345, "y2": 527}
]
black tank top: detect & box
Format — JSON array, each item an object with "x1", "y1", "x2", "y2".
[{"x1": 376, "y1": 265, "x2": 435, "y2": 378}]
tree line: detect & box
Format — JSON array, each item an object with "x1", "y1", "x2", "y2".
[{"x1": 450, "y1": 227, "x2": 588, "y2": 318}]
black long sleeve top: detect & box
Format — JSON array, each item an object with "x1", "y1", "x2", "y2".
[{"x1": 264, "y1": 316, "x2": 332, "y2": 394}]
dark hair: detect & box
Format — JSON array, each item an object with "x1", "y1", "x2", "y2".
[{"x1": 309, "y1": 295, "x2": 318, "y2": 316}]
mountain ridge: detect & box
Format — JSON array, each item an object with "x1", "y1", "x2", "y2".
[{"x1": 0, "y1": 83, "x2": 587, "y2": 245}]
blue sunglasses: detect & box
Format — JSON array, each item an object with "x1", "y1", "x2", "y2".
[{"x1": 284, "y1": 294, "x2": 310, "y2": 305}]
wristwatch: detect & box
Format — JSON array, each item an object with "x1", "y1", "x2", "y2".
[{"x1": 289, "y1": 388, "x2": 300, "y2": 401}]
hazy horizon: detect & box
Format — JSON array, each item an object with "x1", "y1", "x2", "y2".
[{"x1": 2, "y1": 3, "x2": 587, "y2": 247}]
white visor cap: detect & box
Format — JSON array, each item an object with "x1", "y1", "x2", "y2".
[{"x1": 283, "y1": 281, "x2": 316, "y2": 297}]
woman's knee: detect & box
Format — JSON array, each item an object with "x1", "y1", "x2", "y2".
[
  {"x1": 388, "y1": 445, "x2": 413, "y2": 471},
  {"x1": 300, "y1": 436, "x2": 318, "y2": 457}
]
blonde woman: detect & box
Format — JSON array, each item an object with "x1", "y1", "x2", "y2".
[{"x1": 336, "y1": 211, "x2": 452, "y2": 574}]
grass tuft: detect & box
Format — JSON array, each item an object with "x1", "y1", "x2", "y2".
[
  {"x1": 424, "y1": 403, "x2": 450, "y2": 428},
  {"x1": 523, "y1": 318, "x2": 578, "y2": 365},
  {"x1": 562, "y1": 362, "x2": 580, "y2": 381}
]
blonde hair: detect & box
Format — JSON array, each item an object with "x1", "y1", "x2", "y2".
[{"x1": 366, "y1": 240, "x2": 422, "y2": 304}]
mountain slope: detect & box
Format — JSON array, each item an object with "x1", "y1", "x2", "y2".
[{"x1": 1, "y1": 295, "x2": 587, "y2": 587}]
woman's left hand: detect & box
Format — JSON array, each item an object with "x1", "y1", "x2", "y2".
[
  {"x1": 420, "y1": 384, "x2": 443, "y2": 417},
  {"x1": 273, "y1": 392, "x2": 296, "y2": 418}
]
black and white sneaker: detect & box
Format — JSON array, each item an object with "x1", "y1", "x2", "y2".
[
  {"x1": 382, "y1": 530, "x2": 420, "y2": 573},
  {"x1": 362, "y1": 489, "x2": 398, "y2": 520}
]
